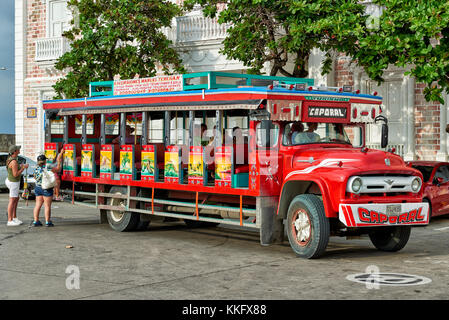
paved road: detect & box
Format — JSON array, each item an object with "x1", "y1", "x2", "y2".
[{"x1": 1, "y1": 192, "x2": 449, "y2": 300}]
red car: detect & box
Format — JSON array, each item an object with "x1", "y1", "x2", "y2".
[{"x1": 408, "y1": 161, "x2": 449, "y2": 218}]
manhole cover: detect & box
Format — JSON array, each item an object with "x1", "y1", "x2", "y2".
[{"x1": 347, "y1": 272, "x2": 432, "y2": 287}]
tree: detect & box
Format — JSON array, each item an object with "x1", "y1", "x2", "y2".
[
  {"x1": 352, "y1": 0, "x2": 449, "y2": 103},
  {"x1": 184, "y1": 0, "x2": 368, "y2": 77},
  {"x1": 53, "y1": 0, "x2": 185, "y2": 99}
]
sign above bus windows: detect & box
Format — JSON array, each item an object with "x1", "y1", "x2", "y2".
[
  {"x1": 303, "y1": 102, "x2": 350, "y2": 123},
  {"x1": 113, "y1": 74, "x2": 183, "y2": 96},
  {"x1": 308, "y1": 106, "x2": 347, "y2": 119}
]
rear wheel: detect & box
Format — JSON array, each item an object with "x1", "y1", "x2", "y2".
[
  {"x1": 286, "y1": 194, "x2": 330, "y2": 259},
  {"x1": 369, "y1": 226, "x2": 411, "y2": 252},
  {"x1": 106, "y1": 187, "x2": 140, "y2": 232}
]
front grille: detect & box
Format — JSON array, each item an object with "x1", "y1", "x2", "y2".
[{"x1": 346, "y1": 176, "x2": 420, "y2": 194}]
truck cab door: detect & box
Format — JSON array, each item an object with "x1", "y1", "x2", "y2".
[
  {"x1": 432, "y1": 165, "x2": 449, "y2": 215},
  {"x1": 256, "y1": 121, "x2": 283, "y2": 196}
]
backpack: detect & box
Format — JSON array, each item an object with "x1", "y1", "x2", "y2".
[{"x1": 41, "y1": 169, "x2": 56, "y2": 189}]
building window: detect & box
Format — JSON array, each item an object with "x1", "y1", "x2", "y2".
[{"x1": 47, "y1": 0, "x2": 71, "y2": 37}]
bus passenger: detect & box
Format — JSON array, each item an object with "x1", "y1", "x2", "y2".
[
  {"x1": 304, "y1": 122, "x2": 321, "y2": 142},
  {"x1": 289, "y1": 122, "x2": 304, "y2": 145}
]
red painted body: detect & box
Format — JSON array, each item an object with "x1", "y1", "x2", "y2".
[
  {"x1": 408, "y1": 161, "x2": 449, "y2": 217},
  {"x1": 43, "y1": 87, "x2": 429, "y2": 228}
]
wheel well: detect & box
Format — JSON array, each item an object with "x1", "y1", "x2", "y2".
[
  {"x1": 277, "y1": 180, "x2": 322, "y2": 219},
  {"x1": 423, "y1": 197, "x2": 432, "y2": 212}
]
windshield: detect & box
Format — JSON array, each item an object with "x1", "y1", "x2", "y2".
[
  {"x1": 283, "y1": 122, "x2": 352, "y2": 146},
  {"x1": 412, "y1": 165, "x2": 434, "y2": 182}
]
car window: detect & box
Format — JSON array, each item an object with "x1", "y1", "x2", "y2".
[
  {"x1": 435, "y1": 165, "x2": 449, "y2": 183},
  {"x1": 282, "y1": 122, "x2": 351, "y2": 146},
  {"x1": 412, "y1": 165, "x2": 434, "y2": 182},
  {"x1": 0, "y1": 155, "x2": 7, "y2": 166}
]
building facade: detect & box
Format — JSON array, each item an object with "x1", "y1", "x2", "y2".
[{"x1": 15, "y1": 0, "x2": 448, "y2": 161}]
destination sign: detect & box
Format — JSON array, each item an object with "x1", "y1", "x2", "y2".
[{"x1": 308, "y1": 106, "x2": 347, "y2": 119}]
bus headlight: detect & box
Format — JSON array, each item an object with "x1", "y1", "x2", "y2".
[
  {"x1": 411, "y1": 177, "x2": 422, "y2": 192},
  {"x1": 351, "y1": 177, "x2": 363, "y2": 194}
]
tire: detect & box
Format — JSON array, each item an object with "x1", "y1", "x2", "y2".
[
  {"x1": 106, "y1": 187, "x2": 140, "y2": 232},
  {"x1": 286, "y1": 194, "x2": 330, "y2": 259},
  {"x1": 369, "y1": 226, "x2": 411, "y2": 252}
]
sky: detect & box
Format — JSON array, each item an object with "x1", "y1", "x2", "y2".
[{"x1": 0, "y1": 0, "x2": 14, "y2": 134}]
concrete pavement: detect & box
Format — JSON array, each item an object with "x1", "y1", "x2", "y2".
[{"x1": 1, "y1": 192, "x2": 449, "y2": 300}]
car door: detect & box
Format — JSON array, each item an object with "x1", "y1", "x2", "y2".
[
  {"x1": 0, "y1": 154, "x2": 8, "y2": 188},
  {"x1": 431, "y1": 165, "x2": 449, "y2": 215}
]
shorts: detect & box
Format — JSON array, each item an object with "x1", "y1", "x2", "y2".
[
  {"x1": 5, "y1": 178, "x2": 20, "y2": 198},
  {"x1": 34, "y1": 185, "x2": 54, "y2": 197}
]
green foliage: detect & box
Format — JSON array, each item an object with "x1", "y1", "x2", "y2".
[
  {"x1": 53, "y1": 0, "x2": 186, "y2": 99},
  {"x1": 186, "y1": 0, "x2": 449, "y2": 103},
  {"x1": 184, "y1": 0, "x2": 367, "y2": 77},
  {"x1": 353, "y1": 0, "x2": 449, "y2": 103}
]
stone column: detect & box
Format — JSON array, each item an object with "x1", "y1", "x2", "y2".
[
  {"x1": 404, "y1": 76, "x2": 416, "y2": 161},
  {"x1": 436, "y1": 94, "x2": 448, "y2": 161}
]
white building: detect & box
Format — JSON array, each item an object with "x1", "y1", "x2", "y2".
[{"x1": 15, "y1": 0, "x2": 448, "y2": 162}]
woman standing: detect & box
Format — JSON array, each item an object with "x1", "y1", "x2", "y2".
[
  {"x1": 33, "y1": 150, "x2": 63, "y2": 227},
  {"x1": 5, "y1": 145, "x2": 29, "y2": 226}
]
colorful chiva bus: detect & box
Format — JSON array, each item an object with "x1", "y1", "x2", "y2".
[{"x1": 42, "y1": 72, "x2": 429, "y2": 258}]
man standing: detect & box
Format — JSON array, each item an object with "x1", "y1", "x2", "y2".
[{"x1": 5, "y1": 145, "x2": 29, "y2": 226}]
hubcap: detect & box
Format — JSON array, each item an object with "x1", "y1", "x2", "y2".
[
  {"x1": 109, "y1": 194, "x2": 126, "y2": 222},
  {"x1": 292, "y1": 209, "x2": 312, "y2": 246}
]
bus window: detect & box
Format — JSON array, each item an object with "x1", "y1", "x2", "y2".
[
  {"x1": 149, "y1": 118, "x2": 163, "y2": 143},
  {"x1": 50, "y1": 116, "x2": 64, "y2": 134},
  {"x1": 105, "y1": 113, "x2": 119, "y2": 135},
  {"x1": 256, "y1": 122, "x2": 279, "y2": 148},
  {"x1": 225, "y1": 115, "x2": 249, "y2": 145},
  {"x1": 170, "y1": 112, "x2": 186, "y2": 145},
  {"x1": 75, "y1": 115, "x2": 94, "y2": 135},
  {"x1": 126, "y1": 113, "x2": 142, "y2": 136}
]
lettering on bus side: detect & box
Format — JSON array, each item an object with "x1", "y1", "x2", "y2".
[
  {"x1": 308, "y1": 106, "x2": 347, "y2": 119},
  {"x1": 357, "y1": 207, "x2": 426, "y2": 225}
]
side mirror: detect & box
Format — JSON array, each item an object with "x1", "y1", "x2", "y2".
[
  {"x1": 381, "y1": 123, "x2": 389, "y2": 148},
  {"x1": 375, "y1": 115, "x2": 389, "y2": 149}
]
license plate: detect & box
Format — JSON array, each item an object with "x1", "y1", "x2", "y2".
[{"x1": 386, "y1": 204, "x2": 401, "y2": 216}]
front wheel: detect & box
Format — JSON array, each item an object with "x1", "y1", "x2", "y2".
[
  {"x1": 369, "y1": 226, "x2": 411, "y2": 252},
  {"x1": 286, "y1": 194, "x2": 330, "y2": 259}
]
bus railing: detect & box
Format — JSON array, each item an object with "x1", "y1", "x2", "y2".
[
  {"x1": 88, "y1": 72, "x2": 315, "y2": 97},
  {"x1": 62, "y1": 185, "x2": 259, "y2": 229}
]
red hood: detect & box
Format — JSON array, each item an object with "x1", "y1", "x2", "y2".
[{"x1": 292, "y1": 147, "x2": 419, "y2": 176}]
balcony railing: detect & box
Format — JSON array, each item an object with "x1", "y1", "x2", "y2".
[
  {"x1": 35, "y1": 37, "x2": 70, "y2": 62},
  {"x1": 35, "y1": 15, "x2": 227, "y2": 61},
  {"x1": 366, "y1": 144, "x2": 405, "y2": 158},
  {"x1": 163, "y1": 14, "x2": 230, "y2": 44}
]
